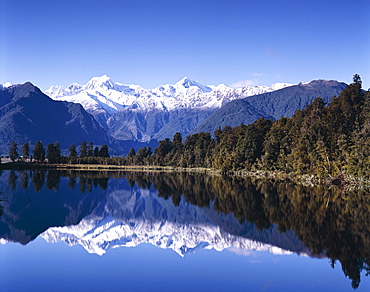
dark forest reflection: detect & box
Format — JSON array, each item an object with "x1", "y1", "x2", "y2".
[
  {"x1": 1, "y1": 170, "x2": 369, "y2": 289},
  {"x1": 5, "y1": 169, "x2": 110, "y2": 193}
]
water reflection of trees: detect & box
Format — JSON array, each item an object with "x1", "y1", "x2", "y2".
[
  {"x1": 124, "y1": 172, "x2": 370, "y2": 289},
  {"x1": 8, "y1": 170, "x2": 111, "y2": 193},
  {"x1": 3, "y1": 170, "x2": 369, "y2": 288}
]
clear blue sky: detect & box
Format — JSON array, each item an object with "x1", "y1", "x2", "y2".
[{"x1": 1, "y1": 0, "x2": 369, "y2": 90}]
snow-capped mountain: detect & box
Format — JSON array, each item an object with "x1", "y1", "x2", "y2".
[
  {"x1": 46, "y1": 75, "x2": 292, "y2": 114},
  {"x1": 45, "y1": 76, "x2": 293, "y2": 141}
]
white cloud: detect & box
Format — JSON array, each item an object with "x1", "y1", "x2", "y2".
[
  {"x1": 252, "y1": 73, "x2": 265, "y2": 77},
  {"x1": 264, "y1": 47, "x2": 277, "y2": 56},
  {"x1": 230, "y1": 79, "x2": 256, "y2": 88}
]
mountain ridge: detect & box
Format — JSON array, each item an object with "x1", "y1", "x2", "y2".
[
  {"x1": 192, "y1": 79, "x2": 347, "y2": 135},
  {"x1": 0, "y1": 82, "x2": 116, "y2": 154},
  {"x1": 44, "y1": 76, "x2": 294, "y2": 141},
  {"x1": 0, "y1": 77, "x2": 347, "y2": 154}
]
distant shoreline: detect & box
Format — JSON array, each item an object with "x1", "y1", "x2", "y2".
[
  {"x1": 1, "y1": 161, "x2": 369, "y2": 189},
  {"x1": 0, "y1": 162, "x2": 214, "y2": 173}
]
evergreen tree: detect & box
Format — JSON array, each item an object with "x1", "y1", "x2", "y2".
[
  {"x1": 172, "y1": 132, "x2": 183, "y2": 152},
  {"x1": 21, "y1": 142, "x2": 30, "y2": 161},
  {"x1": 9, "y1": 141, "x2": 19, "y2": 162},
  {"x1": 94, "y1": 147, "x2": 100, "y2": 157},
  {"x1": 127, "y1": 147, "x2": 136, "y2": 158},
  {"x1": 136, "y1": 146, "x2": 152, "y2": 165},
  {"x1": 68, "y1": 144, "x2": 77, "y2": 158},
  {"x1": 47, "y1": 142, "x2": 62, "y2": 163},
  {"x1": 154, "y1": 138, "x2": 173, "y2": 165},
  {"x1": 87, "y1": 142, "x2": 94, "y2": 157},
  {"x1": 33, "y1": 141, "x2": 45, "y2": 163},
  {"x1": 99, "y1": 145, "x2": 109, "y2": 158},
  {"x1": 80, "y1": 141, "x2": 87, "y2": 158}
]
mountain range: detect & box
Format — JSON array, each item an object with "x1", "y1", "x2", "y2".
[
  {"x1": 0, "y1": 76, "x2": 347, "y2": 154},
  {"x1": 45, "y1": 76, "x2": 346, "y2": 143},
  {"x1": 45, "y1": 76, "x2": 294, "y2": 142}
]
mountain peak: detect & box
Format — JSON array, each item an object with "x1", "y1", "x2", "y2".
[
  {"x1": 86, "y1": 75, "x2": 115, "y2": 90},
  {"x1": 175, "y1": 77, "x2": 212, "y2": 93},
  {"x1": 298, "y1": 79, "x2": 346, "y2": 88},
  {"x1": 3, "y1": 82, "x2": 43, "y2": 99},
  {"x1": 176, "y1": 77, "x2": 196, "y2": 88}
]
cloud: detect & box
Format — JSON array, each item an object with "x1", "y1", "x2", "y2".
[
  {"x1": 264, "y1": 47, "x2": 277, "y2": 56},
  {"x1": 230, "y1": 79, "x2": 256, "y2": 88}
]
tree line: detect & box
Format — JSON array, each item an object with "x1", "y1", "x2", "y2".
[{"x1": 7, "y1": 141, "x2": 110, "y2": 164}]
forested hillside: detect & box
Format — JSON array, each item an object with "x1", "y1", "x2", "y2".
[{"x1": 141, "y1": 75, "x2": 370, "y2": 179}]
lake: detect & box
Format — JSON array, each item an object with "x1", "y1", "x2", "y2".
[{"x1": 0, "y1": 170, "x2": 369, "y2": 291}]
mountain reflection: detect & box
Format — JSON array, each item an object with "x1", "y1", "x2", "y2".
[{"x1": 0, "y1": 170, "x2": 369, "y2": 288}]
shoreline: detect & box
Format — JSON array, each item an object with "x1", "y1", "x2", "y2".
[{"x1": 1, "y1": 162, "x2": 369, "y2": 189}]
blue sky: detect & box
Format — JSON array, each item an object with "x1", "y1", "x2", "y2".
[{"x1": 1, "y1": 0, "x2": 369, "y2": 90}]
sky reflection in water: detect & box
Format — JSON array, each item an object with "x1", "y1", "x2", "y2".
[{"x1": 2, "y1": 237, "x2": 364, "y2": 292}]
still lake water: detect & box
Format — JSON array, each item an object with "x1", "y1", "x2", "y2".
[{"x1": 0, "y1": 170, "x2": 369, "y2": 291}]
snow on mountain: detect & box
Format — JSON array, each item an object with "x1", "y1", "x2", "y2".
[
  {"x1": 0, "y1": 82, "x2": 13, "y2": 89},
  {"x1": 44, "y1": 76, "x2": 293, "y2": 141},
  {"x1": 45, "y1": 76, "x2": 293, "y2": 116}
]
